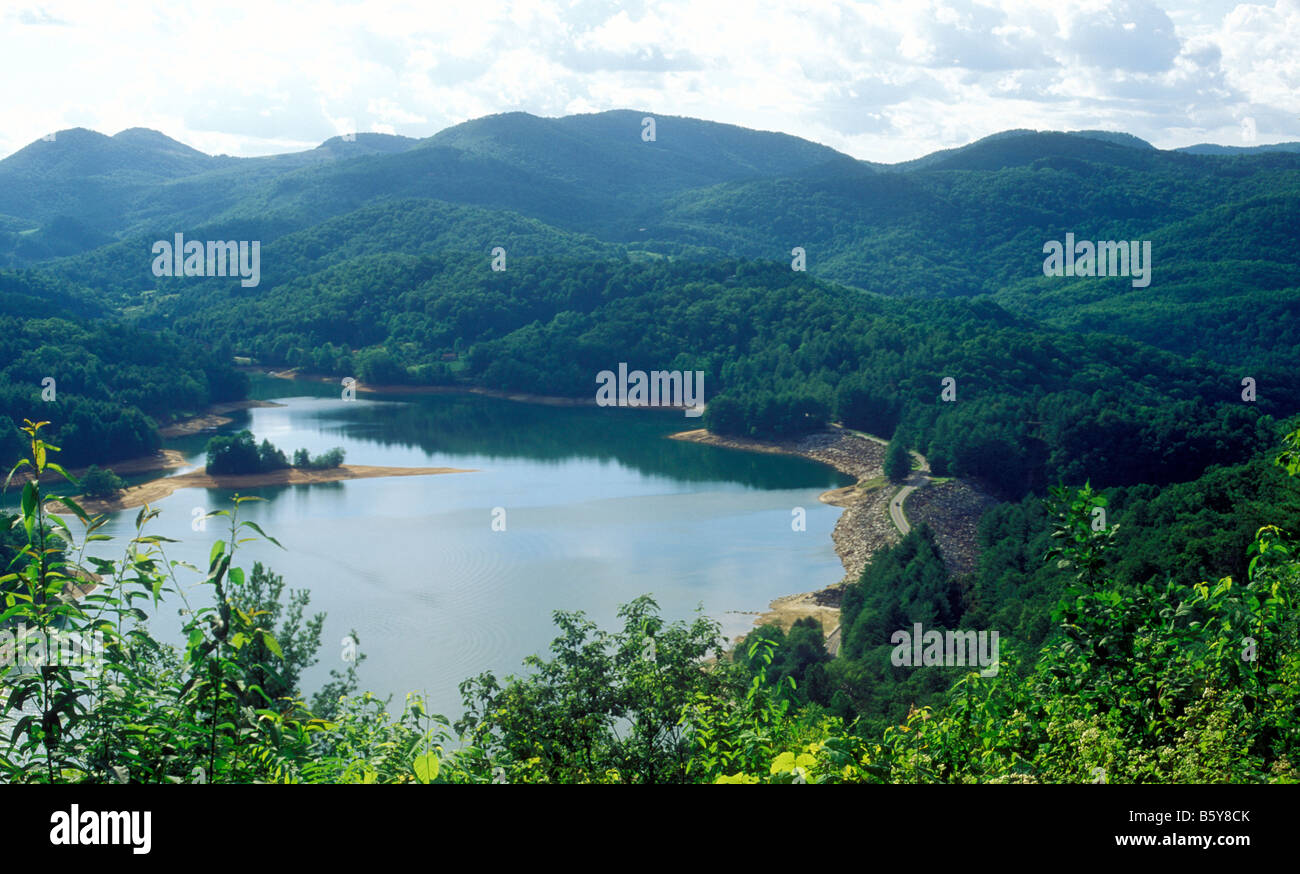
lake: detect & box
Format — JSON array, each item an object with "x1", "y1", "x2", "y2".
[{"x1": 78, "y1": 377, "x2": 851, "y2": 719}]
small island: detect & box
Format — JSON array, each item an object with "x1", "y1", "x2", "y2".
[
  {"x1": 56, "y1": 430, "x2": 474, "y2": 514},
  {"x1": 204, "y1": 430, "x2": 347, "y2": 475}
]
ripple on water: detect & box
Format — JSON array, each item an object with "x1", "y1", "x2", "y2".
[{"x1": 333, "y1": 530, "x2": 559, "y2": 690}]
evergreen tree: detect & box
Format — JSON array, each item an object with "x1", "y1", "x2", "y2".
[{"x1": 884, "y1": 437, "x2": 910, "y2": 482}]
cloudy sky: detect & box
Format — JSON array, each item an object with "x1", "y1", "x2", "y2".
[{"x1": 1, "y1": 0, "x2": 1295, "y2": 162}]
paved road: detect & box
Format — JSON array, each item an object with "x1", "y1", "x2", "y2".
[
  {"x1": 889, "y1": 450, "x2": 931, "y2": 536},
  {"x1": 890, "y1": 480, "x2": 921, "y2": 534},
  {"x1": 824, "y1": 438, "x2": 931, "y2": 654}
]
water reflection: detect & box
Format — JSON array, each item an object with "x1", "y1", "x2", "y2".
[{"x1": 296, "y1": 387, "x2": 846, "y2": 491}]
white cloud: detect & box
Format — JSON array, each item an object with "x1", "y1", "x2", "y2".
[
  {"x1": 0, "y1": 0, "x2": 1297, "y2": 163},
  {"x1": 1216, "y1": 0, "x2": 1300, "y2": 112}
]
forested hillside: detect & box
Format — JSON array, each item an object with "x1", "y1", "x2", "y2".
[
  {"x1": 0, "y1": 269, "x2": 246, "y2": 468},
  {"x1": 741, "y1": 446, "x2": 1300, "y2": 739},
  {"x1": 4, "y1": 112, "x2": 1291, "y2": 382},
  {"x1": 134, "y1": 255, "x2": 1288, "y2": 499}
]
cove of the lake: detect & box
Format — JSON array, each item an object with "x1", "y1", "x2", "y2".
[{"x1": 71, "y1": 377, "x2": 851, "y2": 720}]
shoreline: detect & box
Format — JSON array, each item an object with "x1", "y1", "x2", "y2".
[
  {"x1": 670, "y1": 426, "x2": 901, "y2": 654},
  {"x1": 54, "y1": 464, "x2": 476, "y2": 514},
  {"x1": 7, "y1": 398, "x2": 285, "y2": 490},
  {"x1": 267, "y1": 367, "x2": 594, "y2": 407},
  {"x1": 24, "y1": 387, "x2": 930, "y2": 655},
  {"x1": 5, "y1": 449, "x2": 191, "y2": 489},
  {"x1": 256, "y1": 367, "x2": 704, "y2": 413},
  {"x1": 157, "y1": 399, "x2": 285, "y2": 438}
]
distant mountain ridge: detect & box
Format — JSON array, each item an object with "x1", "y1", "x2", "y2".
[
  {"x1": 0, "y1": 111, "x2": 854, "y2": 250},
  {"x1": 8, "y1": 113, "x2": 1294, "y2": 201},
  {"x1": 4, "y1": 114, "x2": 1296, "y2": 250},
  {"x1": 1177, "y1": 141, "x2": 1300, "y2": 155},
  {"x1": 3, "y1": 109, "x2": 1299, "y2": 378}
]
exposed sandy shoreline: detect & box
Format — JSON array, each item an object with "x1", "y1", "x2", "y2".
[
  {"x1": 157, "y1": 399, "x2": 284, "y2": 437},
  {"x1": 8, "y1": 397, "x2": 281, "y2": 489},
  {"x1": 53, "y1": 464, "x2": 475, "y2": 514},
  {"x1": 7, "y1": 449, "x2": 191, "y2": 489}
]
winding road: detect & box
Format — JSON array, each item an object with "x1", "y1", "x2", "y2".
[
  {"x1": 888, "y1": 450, "x2": 931, "y2": 536},
  {"x1": 826, "y1": 445, "x2": 931, "y2": 656},
  {"x1": 788, "y1": 433, "x2": 934, "y2": 656}
]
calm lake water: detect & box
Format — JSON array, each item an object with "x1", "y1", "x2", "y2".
[{"x1": 75, "y1": 377, "x2": 851, "y2": 719}]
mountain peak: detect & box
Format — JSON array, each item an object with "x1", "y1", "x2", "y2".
[
  {"x1": 1, "y1": 124, "x2": 213, "y2": 186},
  {"x1": 112, "y1": 127, "x2": 211, "y2": 158},
  {"x1": 886, "y1": 128, "x2": 1163, "y2": 172},
  {"x1": 315, "y1": 132, "x2": 422, "y2": 155},
  {"x1": 32, "y1": 127, "x2": 110, "y2": 146},
  {"x1": 1064, "y1": 130, "x2": 1156, "y2": 150}
]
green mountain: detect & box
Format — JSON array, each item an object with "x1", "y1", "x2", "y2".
[
  {"x1": 0, "y1": 110, "x2": 849, "y2": 263},
  {"x1": 1177, "y1": 141, "x2": 1300, "y2": 155},
  {"x1": 5, "y1": 110, "x2": 1299, "y2": 482}
]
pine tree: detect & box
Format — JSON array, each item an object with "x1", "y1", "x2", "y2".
[{"x1": 884, "y1": 438, "x2": 910, "y2": 483}]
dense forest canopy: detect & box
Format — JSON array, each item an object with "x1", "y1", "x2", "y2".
[
  {"x1": 140, "y1": 254, "x2": 1288, "y2": 499},
  {"x1": 0, "y1": 270, "x2": 246, "y2": 468}
]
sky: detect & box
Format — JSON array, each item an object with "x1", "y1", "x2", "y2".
[{"x1": 1, "y1": 0, "x2": 1296, "y2": 163}]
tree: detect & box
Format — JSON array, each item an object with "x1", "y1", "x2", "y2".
[
  {"x1": 205, "y1": 430, "x2": 261, "y2": 475},
  {"x1": 357, "y1": 347, "x2": 408, "y2": 385},
  {"x1": 258, "y1": 438, "x2": 288, "y2": 471},
  {"x1": 703, "y1": 395, "x2": 746, "y2": 436},
  {"x1": 455, "y1": 596, "x2": 728, "y2": 783},
  {"x1": 292, "y1": 447, "x2": 346, "y2": 470},
  {"x1": 734, "y1": 618, "x2": 831, "y2": 706},
  {"x1": 79, "y1": 464, "x2": 124, "y2": 500},
  {"x1": 204, "y1": 432, "x2": 297, "y2": 475},
  {"x1": 836, "y1": 376, "x2": 901, "y2": 437},
  {"x1": 230, "y1": 562, "x2": 329, "y2": 707},
  {"x1": 884, "y1": 437, "x2": 911, "y2": 482},
  {"x1": 313, "y1": 447, "x2": 345, "y2": 469}
]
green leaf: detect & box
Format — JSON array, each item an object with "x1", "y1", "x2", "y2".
[
  {"x1": 44, "y1": 462, "x2": 73, "y2": 483},
  {"x1": 239, "y1": 520, "x2": 283, "y2": 549},
  {"x1": 413, "y1": 752, "x2": 440, "y2": 784},
  {"x1": 260, "y1": 630, "x2": 283, "y2": 659},
  {"x1": 770, "y1": 751, "x2": 795, "y2": 774},
  {"x1": 3, "y1": 458, "x2": 31, "y2": 492},
  {"x1": 208, "y1": 540, "x2": 226, "y2": 570},
  {"x1": 21, "y1": 481, "x2": 37, "y2": 538}
]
